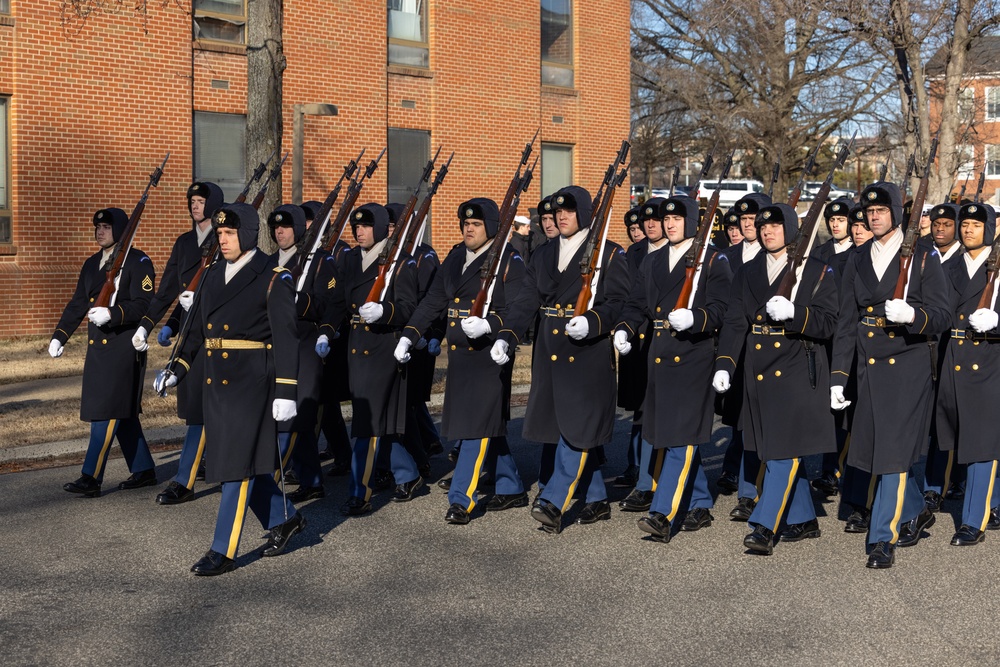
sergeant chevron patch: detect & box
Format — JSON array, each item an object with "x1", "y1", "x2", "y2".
[{"x1": 141, "y1": 275, "x2": 153, "y2": 292}]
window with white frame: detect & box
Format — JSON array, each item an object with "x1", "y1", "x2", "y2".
[
  {"x1": 958, "y1": 88, "x2": 975, "y2": 123},
  {"x1": 957, "y1": 144, "x2": 975, "y2": 177},
  {"x1": 986, "y1": 144, "x2": 1000, "y2": 177},
  {"x1": 388, "y1": 0, "x2": 429, "y2": 68},
  {"x1": 193, "y1": 0, "x2": 246, "y2": 45},
  {"x1": 542, "y1": 0, "x2": 574, "y2": 87},
  {"x1": 987, "y1": 87, "x2": 1000, "y2": 121}
]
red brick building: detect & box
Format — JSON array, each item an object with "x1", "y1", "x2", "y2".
[{"x1": 0, "y1": 1, "x2": 630, "y2": 336}]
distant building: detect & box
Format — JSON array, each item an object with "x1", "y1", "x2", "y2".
[{"x1": 0, "y1": 1, "x2": 630, "y2": 336}]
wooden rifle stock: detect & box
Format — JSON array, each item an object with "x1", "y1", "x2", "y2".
[
  {"x1": 323, "y1": 147, "x2": 386, "y2": 253},
  {"x1": 404, "y1": 152, "x2": 454, "y2": 256},
  {"x1": 776, "y1": 132, "x2": 856, "y2": 300},
  {"x1": 893, "y1": 135, "x2": 939, "y2": 300},
  {"x1": 95, "y1": 153, "x2": 169, "y2": 307},
  {"x1": 674, "y1": 150, "x2": 733, "y2": 310}
]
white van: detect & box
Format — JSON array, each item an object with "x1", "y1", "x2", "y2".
[{"x1": 695, "y1": 179, "x2": 765, "y2": 208}]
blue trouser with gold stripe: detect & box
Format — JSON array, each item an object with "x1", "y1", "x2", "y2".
[
  {"x1": 211, "y1": 475, "x2": 296, "y2": 559},
  {"x1": 961, "y1": 461, "x2": 999, "y2": 531},
  {"x1": 869, "y1": 472, "x2": 924, "y2": 545},
  {"x1": 172, "y1": 425, "x2": 206, "y2": 491},
  {"x1": 924, "y1": 438, "x2": 967, "y2": 496},
  {"x1": 277, "y1": 431, "x2": 323, "y2": 489},
  {"x1": 748, "y1": 458, "x2": 814, "y2": 531},
  {"x1": 448, "y1": 437, "x2": 525, "y2": 511},
  {"x1": 636, "y1": 438, "x2": 656, "y2": 493},
  {"x1": 820, "y1": 428, "x2": 850, "y2": 477},
  {"x1": 350, "y1": 436, "x2": 419, "y2": 500},
  {"x1": 648, "y1": 444, "x2": 713, "y2": 525},
  {"x1": 841, "y1": 463, "x2": 874, "y2": 511},
  {"x1": 538, "y1": 437, "x2": 606, "y2": 511},
  {"x1": 83, "y1": 418, "x2": 154, "y2": 483},
  {"x1": 739, "y1": 448, "x2": 763, "y2": 500}
]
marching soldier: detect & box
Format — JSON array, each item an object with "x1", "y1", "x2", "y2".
[
  {"x1": 491, "y1": 185, "x2": 631, "y2": 533},
  {"x1": 809, "y1": 197, "x2": 855, "y2": 497},
  {"x1": 267, "y1": 204, "x2": 336, "y2": 502},
  {"x1": 615, "y1": 198, "x2": 668, "y2": 509},
  {"x1": 722, "y1": 207, "x2": 744, "y2": 247},
  {"x1": 52, "y1": 208, "x2": 157, "y2": 497},
  {"x1": 530, "y1": 195, "x2": 560, "y2": 492},
  {"x1": 922, "y1": 202, "x2": 967, "y2": 511},
  {"x1": 935, "y1": 201, "x2": 1000, "y2": 545},
  {"x1": 397, "y1": 198, "x2": 529, "y2": 524},
  {"x1": 613, "y1": 206, "x2": 651, "y2": 494},
  {"x1": 614, "y1": 195, "x2": 732, "y2": 542},
  {"x1": 327, "y1": 203, "x2": 423, "y2": 516},
  {"x1": 830, "y1": 181, "x2": 950, "y2": 569},
  {"x1": 717, "y1": 193, "x2": 772, "y2": 514},
  {"x1": 714, "y1": 203, "x2": 839, "y2": 555},
  {"x1": 131, "y1": 181, "x2": 224, "y2": 504},
  {"x1": 155, "y1": 202, "x2": 305, "y2": 576}
]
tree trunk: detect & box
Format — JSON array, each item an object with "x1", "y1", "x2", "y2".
[{"x1": 247, "y1": 0, "x2": 285, "y2": 253}]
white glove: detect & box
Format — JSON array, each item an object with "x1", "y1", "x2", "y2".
[
  {"x1": 132, "y1": 326, "x2": 149, "y2": 352},
  {"x1": 87, "y1": 307, "x2": 111, "y2": 326},
  {"x1": 48, "y1": 339, "x2": 64, "y2": 358},
  {"x1": 394, "y1": 337, "x2": 413, "y2": 364},
  {"x1": 565, "y1": 316, "x2": 589, "y2": 340},
  {"x1": 969, "y1": 308, "x2": 999, "y2": 333},
  {"x1": 831, "y1": 386, "x2": 851, "y2": 411},
  {"x1": 154, "y1": 369, "x2": 178, "y2": 395},
  {"x1": 712, "y1": 370, "x2": 731, "y2": 393},
  {"x1": 315, "y1": 334, "x2": 330, "y2": 358},
  {"x1": 461, "y1": 316, "x2": 491, "y2": 339},
  {"x1": 359, "y1": 302, "x2": 384, "y2": 323},
  {"x1": 415, "y1": 337, "x2": 428, "y2": 350},
  {"x1": 766, "y1": 296, "x2": 795, "y2": 322},
  {"x1": 490, "y1": 339, "x2": 510, "y2": 365},
  {"x1": 884, "y1": 299, "x2": 915, "y2": 325},
  {"x1": 668, "y1": 308, "x2": 695, "y2": 331},
  {"x1": 613, "y1": 330, "x2": 632, "y2": 355},
  {"x1": 178, "y1": 291, "x2": 195, "y2": 312},
  {"x1": 272, "y1": 398, "x2": 298, "y2": 422}
]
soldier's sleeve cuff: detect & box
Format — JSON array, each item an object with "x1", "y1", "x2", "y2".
[
  {"x1": 585, "y1": 310, "x2": 603, "y2": 336},
  {"x1": 403, "y1": 325, "x2": 422, "y2": 343},
  {"x1": 498, "y1": 329, "x2": 521, "y2": 346},
  {"x1": 715, "y1": 355, "x2": 737, "y2": 372}
]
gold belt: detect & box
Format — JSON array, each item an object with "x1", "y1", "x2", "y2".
[
  {"x1": 951, "y1": 328, "x2": 1000, "y2": 341},
  {"x1": 751, "y1": 324, "x2": 785, "y2": 335},
  {"x1": 860, "y1": 316, "x2": 888, "y2": 327},
  {"x1": 447, "y1": 308, "x2": 472, "y2": 319},
  {"x1": 652, "y1": 319, "x2": 671, "y2": 330},
  {"x1": 204, "y1": 338, "x2": 267, "y2": 350},
  {"x1": 540, "y1": 306, "x2": 575, "y2": 318}
]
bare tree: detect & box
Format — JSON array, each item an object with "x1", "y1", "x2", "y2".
[{"x1": 632, "y1": 0, "x2": 895, "y2": 196}]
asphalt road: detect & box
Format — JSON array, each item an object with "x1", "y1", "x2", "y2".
[{"x1": 2, "y1": 409, "x2": 998, "y2": 666}]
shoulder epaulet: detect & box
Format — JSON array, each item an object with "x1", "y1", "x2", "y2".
[{"x1": 273, "y1": 266, "x2": 290, "y2": 273}]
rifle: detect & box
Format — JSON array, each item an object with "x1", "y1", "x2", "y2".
[
  {"x1": 675, "y1": 149, "x2": 734, "y2": 311},
  {"x1": 574, "y1": 140, "x2": 631, "y2": 314},
  {"x1": 958, "y1": 173, "x2": 971, "y2": 202},
  {"x1": 977, "y1": 212, "x2": 1000, "y2": 311},
  {"x1": 901, "y1": 153, "x2": 915, "y2": 196},
  {"x1": 767, "y1": 161, "x2": 780, "y2": 200},
  {"x1": 471, "y1": 132, "x2": 539, "y2": 317},
  {"x1": 404, "y1": 151, "x2": 454, "y2": 257},
  {"x1": 668, "y1": 164, "x2": 680, "y2": 197},
  {"x1": 251, "y1": 152, "x2": 289, "y2": 210},
  {"x1": 365, "y1": 146, "x2": 442, "y2": 302},
  {"x1": 975, "y1": 171, "x2": 986, "y2": 203},
  {"x1": 290, "y1": 149, "x2": 364, "y2": 288},
  {"x1": 877, "y1": 156, "x2": 889, "y2": 183},
  {"x1": 322, "y1": 147, "x2": 387, "y2": 253},
  {"x1": 788, "y1": 142, "x2": 819, "y2": 208},
  {"x1": 775, "y1": 132, "x2": 857, "y2": 300},
  {"x1": 235, "y1": 150, "x2": 275, "y2": 204},
  {"x1": 95, "y1": 153, "x2": 169, "y2": 308},
  {"x1": 893, "y1": 134, "x2": 940, "y2": 300},
  {"x1": 186, "y1": 152, "x2": 288, "y2": 295}
]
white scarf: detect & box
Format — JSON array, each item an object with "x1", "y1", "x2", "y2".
[
  {"x1": 225, "y1": 248, "x2": 257, "y2": 284},
  {"x1": 557, "y1": 229, "x2": 589, "y2": 273},
  {"x1": 742, "y1": 240, "x2": 761, "y2": 264},
  {"x1": 195, "y1": 222, "x2": 213, "y2": 248},
  {"x1": 100, "y1": 247, "x2": 114, "y2": 269},
  {"x1": 766, "y1": 251, "x2": 787, "y2": 286},
  {"x1": 668, "y1": 238, "x2": 693, "y2": 273},
  {"x1": 965, "y1": 247, "x2": 991, "y2": 279},
  {"x1": 277, "y1": 246, "x2": 296, "y2": 268},
  {"x1": 361, "y1": 239, "x2": 387, "y2": 272},
  {"x1": 940, "y1": 243, "x2": 961, "y2": 264},
  {"x1": 463, "y1": 239, "x2": 494, "y2": 274},
  {"x1": 870, "y1": 227, "x2": 903, "y2": 282},
  {"x1": 647, "y1": 237, "x2": 668, "y2": 254},
  {"x1": 834, "y1": 237, "x2": 853, "y2": 254}
]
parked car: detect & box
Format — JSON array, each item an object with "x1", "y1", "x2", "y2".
[{"x1": 695, "y1": 179, "x2": 765, "y2": 208}]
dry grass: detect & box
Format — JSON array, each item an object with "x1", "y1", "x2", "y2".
[{"x1": 1, "y1": 328, "x2": 535, "y2": 450}]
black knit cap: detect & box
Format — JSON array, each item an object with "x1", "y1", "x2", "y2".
[
  {"x1": 212, "y1": 203, "x2": 260, "y2": 253},
  {"x1": 300, "y1": 200, "x2": 324, "y2": 221},
  {"x1": 755, "y1": 203, "x2": 800, "y2": 244},
  {"x1": 537, "y1": 196, "x2": 554, "y2": 216},
  {"x1": 624, "y1": 206, "x2": 641, "y2": 229},
  {"x1": 552, "y1": 186, "x2": 593, "y2": 229},
  {"x1": 267, "y1": 204, "x2": 307, "y2": 245},
  {"x1": 458, "y1": 197, "x2": 501, "y2": 239},
  {"x1": 186, "y1": 182, "x2": 225, "y2": 223},
  {"x1": 959, "y1": 202, "x2": 997, "y2": 246},
  {"x1": 860, "y1": 181, "x2": 904, "y2": 229},
  {"x1": 351, "y1": 202, "x2": 390, "y2": 243},
  {"x1": 661, "y1": 196, "x2": 700, "y2": 238},
  {"x1": 723, "y1": 206, "x2": 740, "y2": 228},
  {"x1": 930, "y1": 203, "x2": 958, "y2": 222},
  {"x1": 93, "y1": 208, "x2": 129, "y2": 243},
  {"x1": 734, "y1": 193, "x2": 772, "y2": 216}
]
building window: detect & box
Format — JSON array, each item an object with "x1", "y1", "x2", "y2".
[
  {"x1": 387, "y1": 128, "x2": 431, "y2": 238},
  {"x1": 194, "y1": 111, "x2": 247, "y2": 202},
  {"x1": 0, "y1": 98, "x2": 9, "y2": 244},
  {"x1": 987, "y1": 145, "x2": 1000, "y2": 177},
  {"x1": 956, "y1": 144, "x2": 975, "y2": 177},
  {"x1": 0, "y1": 0, "x2": 10, "y2": 15},
  {"x1": 987, "y1": 87, "x2": 1000, "y2": 121},
  {"x1": 388, "y1": 0, "x2": 428, "y2": 68},
  {"x1": 541, "y1": 0, "x2": 573, "y2": 87},
  {"x1": 541, "y1": 143, "x2": 573, "y2": 197},
  {"x1": 959, "y1": 88, "x2": 975, "y2": 123},
  {"x1": 193, "y1": 0, "x2": 246, "y2": 45}
]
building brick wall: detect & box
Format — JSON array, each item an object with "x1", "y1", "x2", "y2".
[{"x1": 1, "y1": 1, "x2": 630, "y2": 337}]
